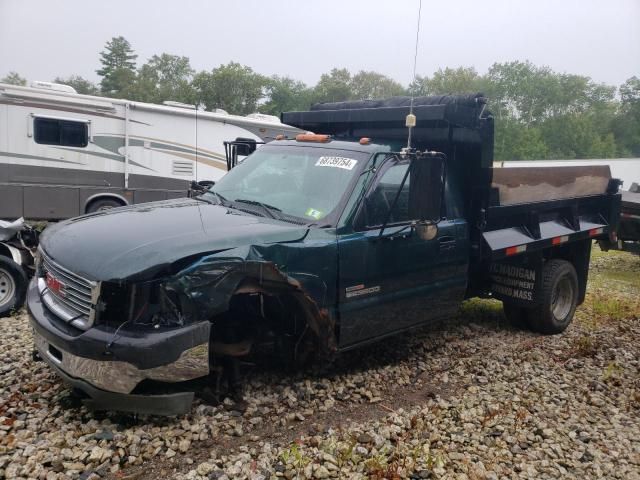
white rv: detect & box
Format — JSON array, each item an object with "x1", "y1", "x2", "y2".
[{"x1": 0, "y1": 81, "x2": 303, "y2": 219}]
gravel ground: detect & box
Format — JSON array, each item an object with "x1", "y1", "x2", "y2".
[{"x1": 1, "y1": 249, "x2": 639, "y2": 480}]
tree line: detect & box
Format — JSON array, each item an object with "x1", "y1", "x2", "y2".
[{"x1": 2, "y1": 36, "x2": 639, "y2": 160}]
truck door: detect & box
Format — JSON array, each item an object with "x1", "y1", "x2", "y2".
[{"x1": 336, "y1": 160, "x2": 468, "y2": 348}]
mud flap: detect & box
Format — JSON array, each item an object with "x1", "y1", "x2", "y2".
[{"x1": 489, "y1": 255, "x2": 542, "y2": 307}]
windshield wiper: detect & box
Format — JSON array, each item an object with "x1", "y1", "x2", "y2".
[
  {"x1": 199, "y1": 190, "x2": 230, "y2": 207},
  {"x1": 234, "y1": 198, "x2": 282, "y2": 219}
]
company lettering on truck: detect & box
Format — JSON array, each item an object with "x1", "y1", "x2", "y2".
[{"x1": 490, "y1": 263, "x2": 537, "y2": 302}]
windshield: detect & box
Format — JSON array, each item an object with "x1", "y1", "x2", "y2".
[{"x1": 209, "y1": 145, "x2": 369, "y2": 222}]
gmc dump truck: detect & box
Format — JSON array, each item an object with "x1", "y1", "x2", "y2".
[{"x1": 27, "y1": 94, "x2": 621, "y2": 415}]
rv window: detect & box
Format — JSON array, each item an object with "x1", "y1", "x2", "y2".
[{"x1": 34, "y1": 118, "x2": 88, "y2": 147}]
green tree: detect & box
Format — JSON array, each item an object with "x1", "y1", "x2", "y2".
[
  {"x1": 1, "y1": 71, "x2": 27, "y2": 86},
  {"x1": 619, "y1": 76, "x2": 640, "y2": 106},
  {"x1": 486, "y1": 61, "x2": 616, "y2": 125},
  {"x1": 97, "y1": 36, "x2": 138, "y2": 96},
  {"x1": 134, "y1": 54, "x2": 195, "y2": 104},
  {"x1": 312, "y1": 68, "x2": 352, "y2": 104},
  {"x1": 260, "y1": 76, "x2": 312, "y2": 116},
  {"x1": 350, "y1": 71, "x2": 405, "y2": 100},
  {"x1": 192, "y1": 62, "x2": 266, "y2": 115},
  {"x1": 53, "y1": 75, "x2": 100, "y2": 95},
  {"x1": 494, "y1": 119, "x2": 548, "y2": 161},
  {"x1": 409, "y1": 67, "x2": 485, "y2": 97},
  {"x1": 612, "y1": 76, "x2": 640, "y2": 156},
  {"x1": 540, "y1": 114, "x2": 617, "y2": 159}
]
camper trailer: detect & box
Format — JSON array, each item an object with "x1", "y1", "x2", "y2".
[{"x1": 0, "y1": 82, "x2": 303, "y2": 219}]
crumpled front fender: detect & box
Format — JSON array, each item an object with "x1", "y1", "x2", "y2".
[{"x1": 163, "y1": 244, "x2": 337, "y2": 358}]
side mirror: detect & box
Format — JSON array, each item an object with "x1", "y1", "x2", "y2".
[
  {"x1": 234, "y1": 138, "x2": 258, "y2": 156},
  {"x1": 235, "y1": 144, "x2": 251, "y2": 156},
  {"x1": 408, "y1": 153, "x2": 445, "y2": 223},
  {"x1": 415, "y1": 223, "x2": 439, "y2": 240}
]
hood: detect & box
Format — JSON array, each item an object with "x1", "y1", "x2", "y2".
[{"x1": 40, "y1": 198, "x2": 308, "y2": 281}]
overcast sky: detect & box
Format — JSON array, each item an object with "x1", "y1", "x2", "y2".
[{"x1": 1, "y1": 0, "x2": 638, "y2": 88}]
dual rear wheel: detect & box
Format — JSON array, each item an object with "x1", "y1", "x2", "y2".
[{"x1": 503, "y1": 259, "x2": 579, "y2": 334}]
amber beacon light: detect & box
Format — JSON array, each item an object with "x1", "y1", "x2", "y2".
[{"x1": 295, "y1": 134, "x2": 332, "y2": 143}]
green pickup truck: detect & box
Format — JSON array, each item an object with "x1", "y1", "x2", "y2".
[{"x1": 27, "y1": 94, "x2": 621, "y2": 415}]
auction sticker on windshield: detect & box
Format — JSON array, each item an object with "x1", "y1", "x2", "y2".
[
  {"x1": 315, "y1": 156, "x2": 358, "y2": 170},
  {"x1": 305, "y1": 208, "x2": 323, "y2": 219}
]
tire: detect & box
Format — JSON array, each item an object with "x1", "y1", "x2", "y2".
[
  {"x1": 528, "y1": 259, "x2": 579, "y2": 335},
  {"x1": 86, "y1": 198, "x2": 123, "y2": 213},
  {"x1": 0, "y1": 256, "x2": 28, "y2": 318},
  {"x1": 503, "y1": 302, "x2": 530, "y2": 329}
]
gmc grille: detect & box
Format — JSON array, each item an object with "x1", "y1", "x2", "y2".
[{"x1": 39, "y1": 250, "x2": 100, "y2": 330}]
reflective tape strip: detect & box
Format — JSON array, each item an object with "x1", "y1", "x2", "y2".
[
  {"x1": 589, "y1": 228, "x2": 604, "y2": 237},
  {"x1": 552, "y1": 235, "x2": 569, "y2": 245},
  {"x1": 505, "y1": 244, "x2": 527, "y2": 256}
]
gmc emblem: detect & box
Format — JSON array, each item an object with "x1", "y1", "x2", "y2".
[{"x1": 46, "y1": 272, "x2": 66, "y2": 297}]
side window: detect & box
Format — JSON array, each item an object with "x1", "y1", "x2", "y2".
[
  {"x1": 365, "y1": 163, "x2": 410, "y2": 227},
  {"x1": 34, "y1": 118, "x2": 88, "y2": 147}
]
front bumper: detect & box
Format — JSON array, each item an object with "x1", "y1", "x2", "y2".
[
  {"x1": 34, "y1": 336, "x2": 195, "y2": 416},
  {"x1": 27, "y1": 279, "x2": 211, "y2": 415}
]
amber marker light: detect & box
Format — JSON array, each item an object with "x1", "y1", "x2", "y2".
[{"x1": 295, "y1": 134, "x2": 331, "y2": 143}]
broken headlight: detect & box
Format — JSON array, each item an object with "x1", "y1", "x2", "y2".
[{"x1": 126, "y1": 260, "x2": 240, "y2": 329}]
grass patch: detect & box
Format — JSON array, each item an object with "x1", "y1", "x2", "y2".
[
  {"x1": 578, "y1": 290, "x2": 640, "y2": 329},
  {"x1": 577, "y1": 248, "x2": 640, "y2": 328},
  {"x1": 570, "y1": 335, "x2": 599, "y2": 357},
  {"x1": 458, "y1": 298, "x2": 504, "y2": 321},
  {"x1": 590, "y1": 295, "x2": 636, "y2": 321},
  {"x1": 601, "y1": 270, "x2": 640, "y2": 287},
  {"x1": 602, "y1": 361, "x2": 624, "y2": 384}
]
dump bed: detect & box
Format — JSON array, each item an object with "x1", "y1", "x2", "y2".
[{"x1": 484, "y1": 164, "x2": 619, "y2": 259}]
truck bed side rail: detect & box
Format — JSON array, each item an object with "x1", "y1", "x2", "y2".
[
  {"x1": 482, "y1": 193, "x2": 621, "y2": 260},
  {"x1": 480, "y1": 165, "x2": 622, "y2": 259}
]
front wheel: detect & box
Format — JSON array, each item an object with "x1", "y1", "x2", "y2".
[
  {"x1": 0, "y1": 256, "x2": 28, "y2": 318},
  {"x1": 528, "y1": 259, "x2": 579, "y2": 335}
]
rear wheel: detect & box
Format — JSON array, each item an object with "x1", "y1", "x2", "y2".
[
  {"x1": 0, "y1": 256, "x2": 28, "y2": 318},
  {"x1": 86, "y1": 198, "x2": 123, "y2": 213},
  {"x1": 528, "y1": 259, "x2": 578, "y2": 335}
]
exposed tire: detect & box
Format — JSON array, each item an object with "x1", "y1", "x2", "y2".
[
  {"x1": 528, "y1": 259, "x2": 579, "y2": 335},
  {"x1": 0, "y1": 256, "x2": 28, "y2": 318},
  {"x1": 86, "y1": 198, "x2": 123, "y2": 213},
  {"x1": 502, "y1": 302, "x2": 530, "y2": 329}
]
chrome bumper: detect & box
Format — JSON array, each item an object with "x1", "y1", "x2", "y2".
[{"x1": 33, "y1": 329, "x2": 210, "y2": 394}]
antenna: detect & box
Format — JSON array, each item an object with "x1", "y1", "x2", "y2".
[
  {"x1": 406, "y1": 0, "x2": 423, "y2": 150},
  {"x1": 195, "y1": 100, "x2": 198, "y2": 181}
]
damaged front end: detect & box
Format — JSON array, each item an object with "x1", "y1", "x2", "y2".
[{"x1": 29, "y1": 246, "x2": 336, "y2": 415}]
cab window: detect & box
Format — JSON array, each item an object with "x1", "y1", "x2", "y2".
[{"x1": 365, "y1": 163, "x2": 410, "y2": 227}]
